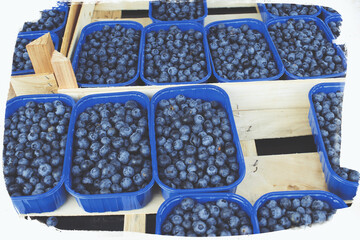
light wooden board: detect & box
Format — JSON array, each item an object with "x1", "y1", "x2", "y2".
[
  {"x1": 92, "y1": 17, "x2": 153, "y2": 27},
  {"x1": 207, "y1": 0, "x2": 257, "y2": 8},
  {"x1": 240, "y1": 140, "x2": 258, "y2": 157},
  {"x1": 205, "y1": 13, "x2": 261, "y2": 25},
  {"x1": 94, "y1": 1, "x2": 149, "y2": 11},
  {"x1": 235, "y1": 108, "x2": 311, "y2": 140},
  {"x1": 236, "y1": 153, "x2": 328, "y2": 204},
  {"x1": 22, "y1": 152, "x2": 326, "y2": 217},
  {"x1": 61, "y1": 2, "x2": 81, "y2": 57},
  {"x1": 124, "y1": 214, "x2": 146, "y2": 233},
  {"x1": 67, "y1": 3, "x2": 95, "y2": 60},
  {"x1": 92, "y1": 10, "x2": 123, "y2": 21},
  {"x1": 10, "y1": 73, "x2": 58, "y2": 96},
  {"x1": 58, "y1": 78, "x2": 345, "y2": 110},
  {"x1": 7, "y1": 83, "x2": 16, "y2": 100}
]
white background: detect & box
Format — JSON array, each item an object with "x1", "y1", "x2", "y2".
[{"x1": 0, "y1": 0, "x2": 359, "y2": 239}]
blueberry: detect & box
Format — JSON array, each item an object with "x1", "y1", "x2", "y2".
[
  {"x1": 192, "y1": 220, "x2": 207, "y2": 235},
  {"x1": 270, "y1": 206, "x2": 283, "y2": 219},
  {"x1": 46, "y1": 216, "x2": 58, "y2": 227},
  {"x1": 38, "y1": 164, "x2": 52, "y2": 177},
  {"x1": 311, "y1": 199, "x2": 324, "y2": 210},
  {"x1": 301, "y1": 195, "x2": 313, "y2": 208},
  {"x1": 120, "y1": 177, "x2": 132, "y2": 190},
  {"x1": 180, "y1": 198, "x2": 195, "y2": 211},
  {"x1": 162, "y1": 220, "x2": 173, "y2": 234},
  {"x1": 312, "y1": 210, "x2": 327, "y2": 223}
]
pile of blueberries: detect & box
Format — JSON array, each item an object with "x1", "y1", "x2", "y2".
[
  {"x1": 3, "y1": 100, "x2": 72, "y2": 197},
  {"x1": 155, "y1": 94, "x2": 239, "y2": 189},
  {"x1": 161, "y1": 197, "x2": 253, "y2": 236},
  {"x1": 328, "y1": 20, "x2": 342, "y2": 39},
  {"x1": 21, "y1": 9, "x2": 66, "y2": 32},
  {"x1": 264, "y1": 4, "x2": 318, "y2": 17},
  {"x1": 144, "y1": 25, "x2": 207, "y2": 83},
  {"x1": 71, "y1": 101, "x2": 152, "y2": 194},
  {"x1": 151, "y1": 0, "x2": 205, "y2": 21},
  {"x1": 75, "y1": 24, "x2": 141, "y2": 85},
  {"x1": 257, "y1": 195, "x2": 336, "y2": 233},
  {"x1": 312, "y1": 91, "x2": 359, "y2": 182},
  {"x1": 268, "y1": 19, "x2": 345, "y2": 78},
  {"x1": 207, "y1": 23, "x2": 279, "y2": 80},
  {"x1": 12, "y1": 37, "x2": 33, "y2": 72}
]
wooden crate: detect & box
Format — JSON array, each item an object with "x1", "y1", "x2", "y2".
[{"x1": 10, "y1": 0, "x2": 350, "y2": 234}]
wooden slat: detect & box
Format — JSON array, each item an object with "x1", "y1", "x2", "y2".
[
  {"x1": 240, "y1": 140, "x2": 258, "y2": 157},
  {"x1": 236, "y1": 153, "x2": 328, "y2": 204},
  {"x1": 11, "y1": 73, "x2": 58, "y2": 96},
  {"x1": 92, "y1": 10, "x2": 122, "y2": 21},
  {"x1": 68, "y1": 3, "x2": 96, "y2": 60},
  {"x1": 94, "y1": 1, "x2": 149, "y2": 11},
  {"x1": 92, "y1": 17, "x2": 152, "y2": 27},
  {"x1": 26, "y1": 33, "x2": 55, "y2": 74},
  {"x1": 235, "y1": 108, "x2": 311, "y2": 140},
  {"x1": 207, "y1": 0, "x2": 257, "y2": 8},
  {"x1": 61, "y1": 2, "x2": 82, "y2": 57},
  {"x1": 205, "y1": 13, "x2": 261, "y2": 25},
  {"x1": 124, "y1": 214, "x2": 146, "y2": 233},
  {"x1": 7, "y1": 83, "x2": 16, "y2": 100},
  {"x1": 58, "y1": 78, "x2": 345, "y2": 110},
  {"x1": 51, "y1": 50, "x2": 78, "y2": 89}
]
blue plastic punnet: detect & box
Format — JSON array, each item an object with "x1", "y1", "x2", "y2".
[
  {"x1": 320, "y1": 6, "x2": 341, "y2": 20},
  {"x1": 63, "y1": 92, "x2": 155, "y2": 212},
  {"x1": 11, "y1": 32, "x2": 59, "y2": 76},
  {"x1": 149, "y1": 0, "x2": 208, "y2": 25},
  {"x1": 324, "y1": 15, "x2": 343, "y2": 40},
  {"x1": 140, "y1": 22, "x2": 211, "y2": 86},
  {"x1": 308, "y1": 82, "x2": 358, "y2": 200},
  {"x1": 155, "y1": 193, "x2": 260, "y2": 235},
  {"x1": 150, "y1": 85, "x2": 246, "y2": 199},
  {"x1": 20, "y1": 2, "x2": 69, "y2": 40},
  {"x1": 257, "y1": 3, "x2": 321, "y2": 22},
  {"x1": 253, "y1": 190, "x2": 348, "y2": 231},
  {"x1": 266, "y1": 16, "x2": 347, "y2": 80},
  {"x1": 71, "y1": 21, "x2": 143, "y2": 88},
  {"x1": 205, "y1": 19, "x2": 285, "y2": 82},
  {"x1": 5, "y1": 94, "x2": 75, "y2": 214}
]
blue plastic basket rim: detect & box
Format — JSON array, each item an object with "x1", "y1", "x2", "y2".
[
  {"x1": 6, "y1": 94, "x2": 75, "y2": 201},
  {"x1": 257, "y1": 3, "x2": 321, "y2": 20},
  {"x1": 149, "y1": 0, "x2": 208, "y2": 23},
  {"x1": 149, "y1": 84, "x2": 246, "y2": 194},
  {"x1": 204, "y1": 18, "x2": 285, "y2": 82},
  {"x1": 321, "y1": 6, "x2": 341, "y2": 17},
  {"x1": 155, "y1": 192, "x2": 259, "y2": 235},
  {"x1": 139, "y1": 21, "x2": 212, "y2": 85},
  {"x1": 308, "y1": 82, "x2": 359, "y2": 188},
  {"x1": 266, "y1": 16, "x2": 347, "y2": 80},
  {"x1": 19, "y1": 3, "x2": 69, "y2": 36},
  {"x1": 71, "y1": 20, "x2": 144, "y2": 88},
  {"x1": 324, "y1": 14, "x2": 343, "y2": 40},
  {"x1": 11, "y1": 32, "x2": 60, "y2": 76},
  {"x1": 253, "y1": 190, "x2": 348, "y2": 211},
  {"x1": 63, "y1": 91, "x2": 156, "y2": 200}
]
